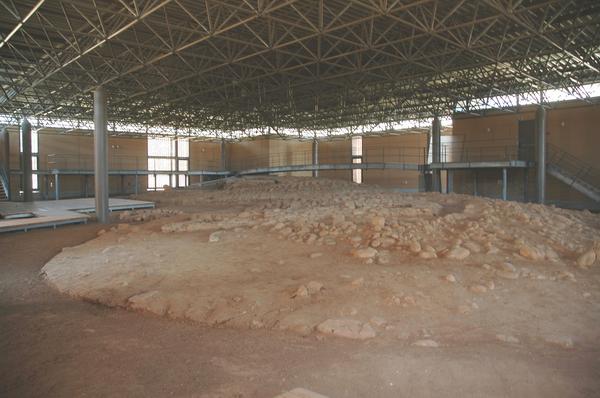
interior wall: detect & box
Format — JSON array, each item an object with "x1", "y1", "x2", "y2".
[
  {"x1": 227, "y1": 137, "x2": 271, "y2": 171},
  {"x1": 362, "y1": 134, "x2": 427, "y2": 190},
  {"x1": 317, "y1": 138, "x2": 352, "y2": 181},
  {"x1": 36, "y1": 133, "x2": 148, "y2": 199},
  {"x1": 545, "y1": 104, "x2": 600, "y2": 208},
  {"x1": 451, "y1": 110, "x2": 536, "y2": 162},
  {"x1": 189, "y1": 140, "x2": 222, "y2": 184},
  {"x1": 268, "y1": 138, "x2": 312, "y2": 177},
  {"x1": 451, "y1": 101, "x2": 599, "y2": 208}
]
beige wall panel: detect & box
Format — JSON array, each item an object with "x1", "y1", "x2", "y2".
[
  {"x1": 317, "y1": 138, "x2": 351, "y2": 181},
  {"x1": 363, "y1": 134, "x2": 427, "y2": 163},
  {"x1": 268, "y1": 138, "x2": 312, "y2": 176},
  {"x1": 8, "y1": 129, "x2": 20, "y2": 170},
  {"x1": 546, "y1": 103, "x2": 599, "y2": 167},
  {"x1": 361, "y1": 134, "x2": 427, "y2": 189},
  {"x1": 452, "y1": 102, "x2": 599, "y2": 207},
  {"x1": 108, "y1": 137, "x2": 147, "y2": 170},
  {"x1": 190, "y1": 140, "x2": 221, "y2": 170},
  {"x1": 452, "y1": 111, "x2": 536, "y2": 161},
  {"x1": 228, "y1": 137, "x2": 270, "y2": 171},
  {"x1": 39, "y1": 133, "x2": 94, "y2": 170}
]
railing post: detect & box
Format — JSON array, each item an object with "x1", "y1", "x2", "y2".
[
  {"x1": 312, "y1": 139, "x2": 319, "y2": 177},
  {"x1": 502, "y1": 168, "x2": 508, "y2": 200},
  {"x1": 54, "y1": 172, "x2": 60, "y2": 200}
]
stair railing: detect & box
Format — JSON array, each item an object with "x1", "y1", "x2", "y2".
[
  {"x1": 547, "y1": 143, "x2": 600, "y2": 190},
  {"x1": 0, "y1": 163, "x2": 10, "y2": 200}
]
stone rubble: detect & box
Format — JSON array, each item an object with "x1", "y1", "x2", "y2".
[
  {"x1": 41, "y1": 176, "x2": 600, "y2": 344},
  {"x1": 316, "y1": 319, "x2": 376, "y2": 340}
]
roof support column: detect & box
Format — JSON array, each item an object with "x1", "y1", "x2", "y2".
[
  {"x1": 312, "y1": 139, "x2": 319, "y2": 178},
  {"x1": 20, "y1": 119, "x2": 33, "y2": 202},
  {"x1": 502, "y1": 168, "x2": 508, "y2": 200},
  {"x1": 447, "y1": 169, "x2": 453, "y2": 194},
  {"x1": 1, "y1": 126, "x2": 11, "y2": 200},
  {"x1": 220, "y1": 138, "x2": 227, "y2": 171},
  {"x1": 94, "y1": 87, "x2": 109, "y2": 223},
  {"x1": 432, "y1": 116, "x2": 441, "y2": 193},
  {"x1": 536, "y1": 105, "x2": 546, "y2": 204}
]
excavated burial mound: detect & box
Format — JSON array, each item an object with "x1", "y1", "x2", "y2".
[{"x1": 42, "y1": 177, "x2": 600, "y2": 344}]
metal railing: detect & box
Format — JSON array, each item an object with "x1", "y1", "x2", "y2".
[
  {"x1": 44, "y1": 142, "x2": 538, "y2": 175},
  {"x1": 46, "y1": 153, "x2": 148, "y2": 171},
  {"x1": 547, "y1": 143, "x2": 600, "y2": 190},
  {"x1": 230, "y1": 146, "x2": 428, "y2": 172},
  {"x1": 46, "y1": 154, "x2": 223, "y2": 172},
  {"x1": 439, "y1": 143, "x2": 534, "y2": 163},
  {"x1": 0, "y1": 163, "x2": 9, "y2": 200}
]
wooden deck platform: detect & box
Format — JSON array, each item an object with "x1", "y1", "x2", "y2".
[{"x1": 0, "y1": 198, "x2": 154, "y2": 233}]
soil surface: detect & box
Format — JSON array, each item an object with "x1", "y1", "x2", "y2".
[{"x1": 2, "y1": 177, "x2": 600, "y2": 397}]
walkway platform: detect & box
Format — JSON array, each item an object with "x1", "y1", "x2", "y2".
[
  {"x1": 0, "y1": 198, "x2": 154, "y2": 233},
  {"x1": 429, "y1": 160, "x2": 532, "y2": 169},
  {"x1": 238, "y1": 162, "x2": 422, "y2": 176}
]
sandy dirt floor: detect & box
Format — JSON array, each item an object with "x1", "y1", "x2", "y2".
[{"x1": 2, "y1": 177, "x2": 600, "y2": 397}]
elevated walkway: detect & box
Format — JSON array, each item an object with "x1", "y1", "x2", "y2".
[
  {"x1": 238, "y1": 162, "x2": 422, "y2": 176},
  {"x1": 15, "y1": 143, "x2": 600, "y2": 207},
  {"x1": 429, "y1": 160, "x2": 531, "y2": 170}
]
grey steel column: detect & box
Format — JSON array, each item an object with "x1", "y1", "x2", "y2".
[
  {"x1": 0, "y1": 127, "x2": 10, "y2": 200},
  {"x1": 20, "y1": 119, "x2": 33, "y2": 202},
  {"x1": 312, "y1": 139, "x2": 319, "y2": 178},
  {"x1": 54, "y1": 172, "x2": 60, "y2": 200},
  {"x1": 536, "y1": 105, "x2": 546, "y2": 204},
  {"x1": 94, "y1": 87, "x2": 109, "y2": 223},
  {"x1": 432, "y1": 116, "x2": 441, "y2": 192},
  {"x1": 502, "y1": 168, "x2": 507, "y2": 200},
  {"x1": 220, "y1": 138, "x2": 227, "y2": 170},
  {"x1": 524, "y1": 170, "x2": 529, "y2": 202},
  {"x1": 173, "y1": 137, "x2": 178, "y2": 187},
  {"x1": 447, "y1": 170, "x2": 453, "y2": 194}
]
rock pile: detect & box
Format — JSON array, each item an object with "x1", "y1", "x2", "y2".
[
  {"x1": 42, "y1": 176, "x2": 600, "y2": 345},
  {"x1": 143, "y1": 176, "x2": 600, "y2": 267}
]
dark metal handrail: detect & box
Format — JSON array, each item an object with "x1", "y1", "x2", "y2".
[
  {"x1": 0, "y1": 163, "x2": 10, "y2": 200},
  {"x1": 547, "y1": 143, "x2": 600, "y2": 189},
  {"x1": 439, "y1": 144, "x2": 532, "y2": 163}
]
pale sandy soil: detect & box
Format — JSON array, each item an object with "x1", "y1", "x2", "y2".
[{"x1": 3, "y1": 176, "x2": 600, "y2": 397}]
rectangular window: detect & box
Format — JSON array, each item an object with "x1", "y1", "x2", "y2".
[
  {"x1": 178, "y1": 139, "x2": 189, "y2": 157},
  {"x1": 155, "y1": 174, "x2": 170, "y2": 188},
  {"x1": 20, "y1": 129, "x2": 39, "y2": 192},
  {"x1": 32, "y1": 156, "x2": 38, "y2": 190},
  {"x1": 352, "y1": 135, "x2": 363, "y2": 156},
  {"x1": 178, "y1": 159, "x2": 188, "y2": 171},
  {"x1": 147, "y1": 137, "x2": 189, "y2": 190},
  {"x1": 352, "y1": 136, "x2": 362, "y2": 184},
  {"x1": 352, "y1": 158, "x2": 362, "y2": 184}
]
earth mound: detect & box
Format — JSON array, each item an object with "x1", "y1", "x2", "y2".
[{"x1": 42, "y1": 177, "x2": 600, "y2": 345}]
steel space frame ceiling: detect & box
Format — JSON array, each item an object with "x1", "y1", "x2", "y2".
[{"x1": 1, "y1": 0, "x2": 600, "y2": 137}]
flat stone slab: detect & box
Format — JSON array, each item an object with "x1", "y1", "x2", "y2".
[{"x1": 274, "y1": 388, "x2": 329, "y2": 398}]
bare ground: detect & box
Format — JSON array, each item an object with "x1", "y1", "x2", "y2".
[{"x1": 2, "y1": 177, "x2": 600, "y2": 397}]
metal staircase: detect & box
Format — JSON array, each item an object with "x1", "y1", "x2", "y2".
[{"x1": 547, "y1": 143, "x2": 600, "y2": 203}]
